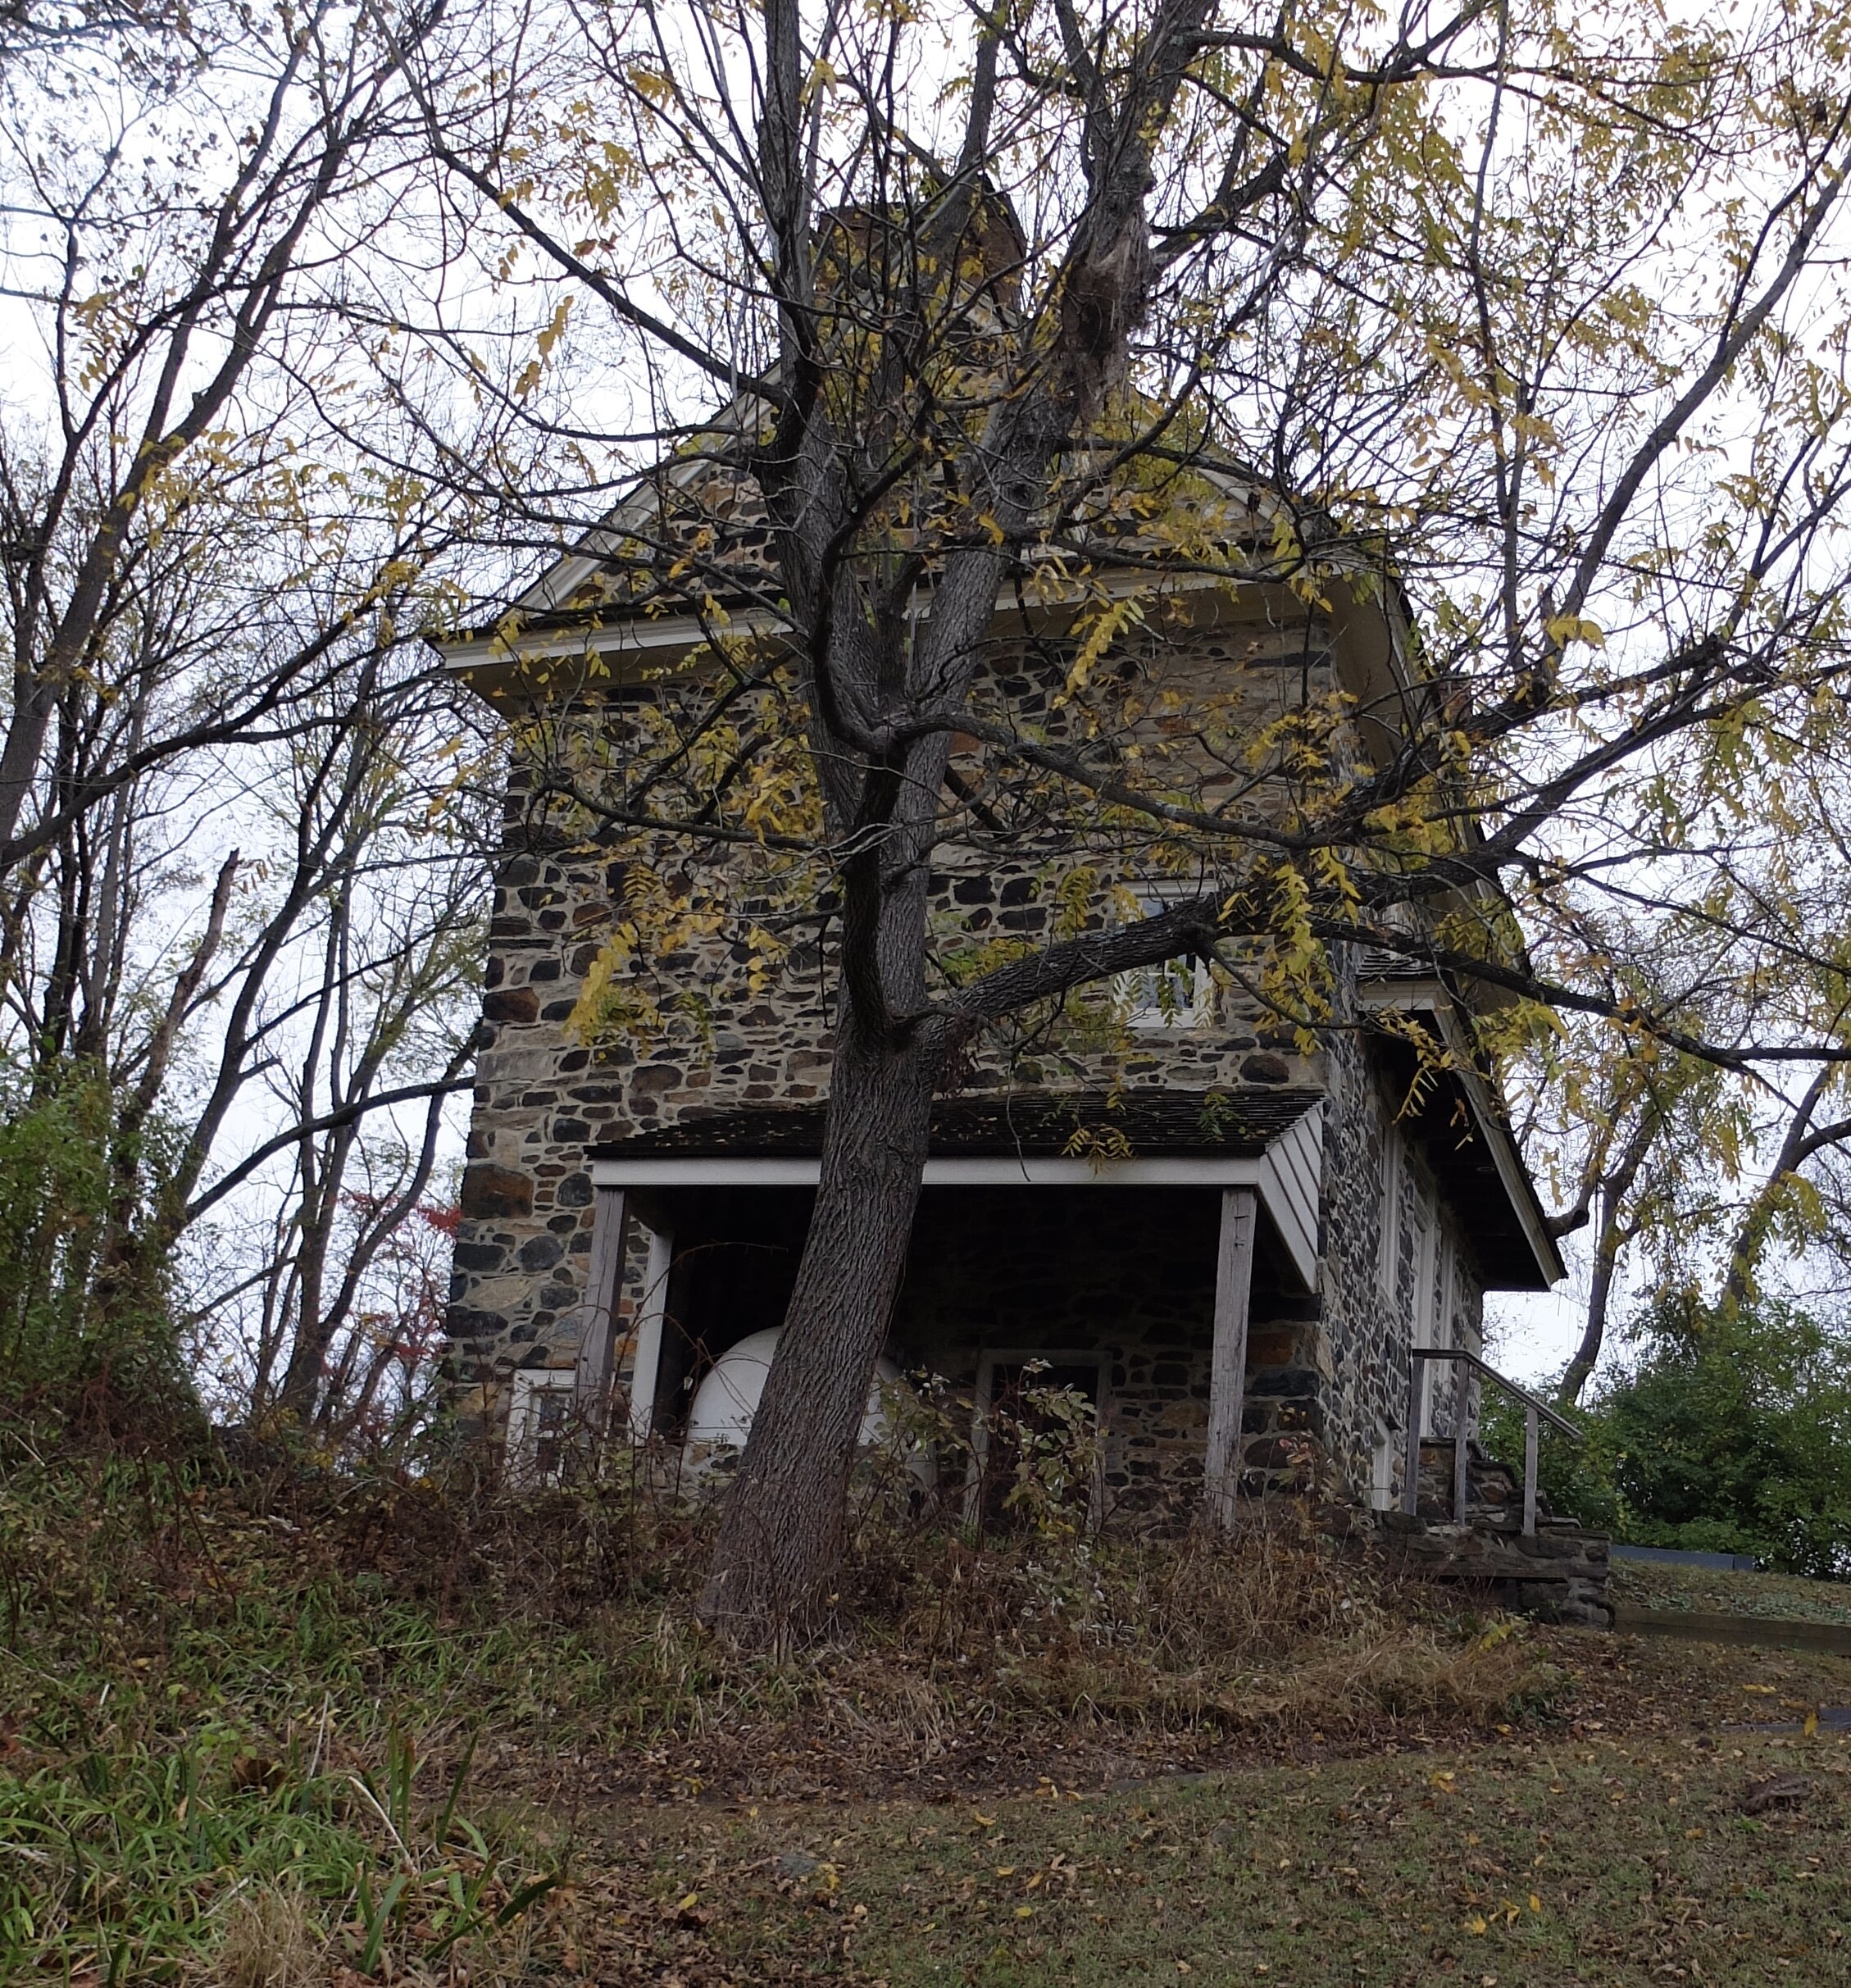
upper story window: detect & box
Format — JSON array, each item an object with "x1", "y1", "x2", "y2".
[{"x1": 1118, "y1": 884, "x2": 1212, "y2": 1029}]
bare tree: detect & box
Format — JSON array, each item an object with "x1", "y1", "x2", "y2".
[{"x1": 0, "y1": 1, "x2": 536, "y2": 1426}]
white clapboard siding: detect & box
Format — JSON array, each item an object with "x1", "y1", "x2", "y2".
[{"x1": 1257, "y1": 1103, "x2": 1324, "y2": 1290}]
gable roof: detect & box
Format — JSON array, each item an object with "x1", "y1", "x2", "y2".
[{"x1": 1361, "y1": 979, "x2": 1564, "y2": 1291}]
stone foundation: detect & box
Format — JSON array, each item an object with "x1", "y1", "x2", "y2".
[{"x1": 1373, "y1": 1508, "x2": 1613, "y2": 1628}]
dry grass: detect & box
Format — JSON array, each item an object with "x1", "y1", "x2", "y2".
[
  {"x1": 1, "y1": 1430, "x2": 1571, "y2": 1984},
  {"x1": 207, "y1": 1881, "x2": 325, "y2": 1988}
]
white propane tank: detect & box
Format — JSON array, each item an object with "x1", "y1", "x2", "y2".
[{"x1": 684, "y1": 1329, "x2": 914, "y2": 1466}]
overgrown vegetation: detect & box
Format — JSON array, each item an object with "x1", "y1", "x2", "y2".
[
  {"x1": 0, "y1": 1412, "x2": 1571, "y2": 1983},
  {"x1": 0, "y1": 1058, "x2": 201, "y2": 1448}
]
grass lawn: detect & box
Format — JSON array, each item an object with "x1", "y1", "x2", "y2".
[
  {"x1": 550, "y1": 1627, "x2": 1851, "y2": 1986},
  {"x1": 1610, "y1": 1556, "x2": 1851, "y2": 1628},
  {"x1": 5, "y1": 1453, "x2": 1850, "y2": 1984},
  {"x1": 604, "y1": 1721, "x2": 1851, "y2": 1986}
]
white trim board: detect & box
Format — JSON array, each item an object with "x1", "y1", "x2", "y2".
[
  {"x1": 507, "y1": 1367, "x2": 575, "y2": 1485},
  {"x1": 588, "y1": 1120, "x2": 1325, "y2": 1290}
]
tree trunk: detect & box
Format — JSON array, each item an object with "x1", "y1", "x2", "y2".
[
  {"x1": 696, "y1": 1025, "x2": 936, "y2": 1646},
  {"x1": 1558, "y1": 1103, "x2": 1660, "y2": 1405},
  {"x1": 1558, "y1": 1202, "x2": 1625, "y2": 1406},
  {"x1": 1721, "y1": 1067, "x2": 1846, "y2": 1313}
]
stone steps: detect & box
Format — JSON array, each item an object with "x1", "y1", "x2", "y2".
[
  {"x1": 1353, "y1": 1440, "x2": 1614, "y2": 1626},
  {"x1": 1376, "y1": 1506, "x2": 1612, "y2": 1627}
]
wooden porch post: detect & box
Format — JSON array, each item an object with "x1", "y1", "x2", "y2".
[
  {"x1": 1521, "y1": 1403, "x2": 1539, "y2": 1537},
  {"x1": 626, "y1": 1224, "x2": 675, "y2": 1440},
  {"x1": 1204, "y1": 1185, "x2": 1258, "y2": 1529},
  {"x1": 575, "y1": 1186, "x2": 631, "y2": 1412}
]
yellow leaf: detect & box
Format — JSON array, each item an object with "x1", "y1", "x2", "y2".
[
  {"x1": 1528, "y1": 1895, "x2": 1541, "y2": 1913},
  {"x1": 1015, "y1": 1905, "x2": 1034, "y2": 1918},
  {"x1": 1059, "y1": 594, "x2": 1146, "y2": 701},
  {"x1": 677, "y1": 1892, "x2": 698, "y2": 1910},
  {"x1": 1803, "y1": 1709, "x2": 1820, "y2": 1736},
  {"x1": 1544, "y1": 612, "x2": 1605, "y2": 649},
  {"x1": 1465, "y1": 1914, "x2": 1488, "y2": 1935}
]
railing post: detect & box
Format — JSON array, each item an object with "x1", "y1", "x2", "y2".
[
  {"x1": 1403, "y1": 1353, "x2": 1424, "y2": 1517},
  {"x1": 1522, "y1": 1402, "x2": 1539, "y2": 1537}
]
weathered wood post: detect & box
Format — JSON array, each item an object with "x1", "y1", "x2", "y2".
[
  {"x1": 1204, "y1": 1185, "x2": 1258, "y2": 1529},
  {"x1": 1452, "y1": 1385, "x2": 1470, "y2": 1524},
  {"x1": 626, "y1": 1223, "x2": 675, "y2": 1440},
  {"x1": 575, "y1": 1185, "x2": 632, "y2": 1413},
  {"x1": 1522, "y1": 1401, "x2": 1540, "y2": 1537}
]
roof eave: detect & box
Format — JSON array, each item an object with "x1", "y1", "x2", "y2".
[{"x1": 1360, "y1": 979, "x2": 1564, "y2": 1291}]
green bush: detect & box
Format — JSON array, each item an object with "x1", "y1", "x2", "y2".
[
  {"x1": 1486, "y1": 1295, "x2": 1851, "y2": 1577},
  {"x1": 1479, "y1": 1387, "x2": 1625, "y2": 1536},
  {"x1": 0, "y1": 1056, "x2": 193, "y2": 1443},
  {"x1": 1601, "y1": 1295, "x2": 1851, "y2": 1576}
]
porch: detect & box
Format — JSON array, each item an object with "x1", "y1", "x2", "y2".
[{"x1": 571, "y1": 1092, "x2": 1327, "y2": 1519}]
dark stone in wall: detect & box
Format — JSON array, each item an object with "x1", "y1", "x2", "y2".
[
  {"x1": 461, "y1": 1162, "x2": 534, "y2": 1220},
  {"x1": 484, "y1": 987, "x2": 539, "y2": 1024}
]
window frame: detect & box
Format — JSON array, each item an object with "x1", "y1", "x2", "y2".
[
  {"x1": 507, "y1": 1367, "x2": 576, "y2": 1485},
  {"x1": 1377, "y1": 1109, "x2": 1403, "y2": 1302},
  {"x1": 1117, "y1": 883, "x2": 1214, "y2": 1030},
  {"x1": 966, "y1": 1347, "x2": 1111, "y2": 1530}
]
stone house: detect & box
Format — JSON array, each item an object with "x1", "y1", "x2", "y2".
[{"x1": 439, "y1": 443, "x2": 1564, "y2": 1521}]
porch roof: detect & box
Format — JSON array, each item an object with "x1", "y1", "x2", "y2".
[
  {"x1": 589, "y1": 1088, "x2": 1326, "y2": 1291},
  {"x1": 589, "y1": 1087, "x2": 1321, "y2": 1162}
]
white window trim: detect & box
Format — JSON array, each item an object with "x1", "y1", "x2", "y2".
[
  {"x1": 1117, "y1": 883, "x2": 1213, "y2": 1030},
  {"x1": 1377, "y1": 1112, "x2": 1403, "y2": 1301},
  {"x1": 1370, "y1": 1422, "x2": 1397, "y2": 1512},
  {"x1": 507, "y1": 1367, "x2": 575, "y2": 1485}
]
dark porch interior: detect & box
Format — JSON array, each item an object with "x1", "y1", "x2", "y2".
[{"x1": 631, "y1": 1185, "x2": 1307, "y2": 1509}]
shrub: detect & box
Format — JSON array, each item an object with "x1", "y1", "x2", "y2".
[
  {"x1": 0, "y1": 1056, "x2": 195, "y2": 1448},
  {"x1": 1602, "y1": 1295, "x2": 1851, "y2": 1576},
  {"x1": 1486, "y1": 1294, "x2": 1851, "y2": 1577}
]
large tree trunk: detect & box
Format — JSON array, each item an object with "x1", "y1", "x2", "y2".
[
  {"x1": 696, "y1": 1022, "x2": 935, "y2": 1646},
  {"x1": 1558, "y1": 1205, "x2": 1623, "y2": 1406},
  {"x1": 1557, "y1": 1102, "x2": 1660, "y2": 1405}
]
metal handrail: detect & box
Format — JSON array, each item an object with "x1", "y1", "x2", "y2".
[{"x1": 1402, "y1": 1346, "x2": 1580, "y2": 1535}]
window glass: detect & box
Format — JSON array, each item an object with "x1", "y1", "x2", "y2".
[{"x1": 1118, "y1": 885, "x2": 1210, "y2": 1028}]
